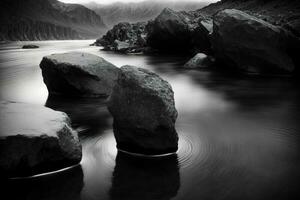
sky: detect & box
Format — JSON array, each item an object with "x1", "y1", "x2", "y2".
[{"x1": 59, "y1": 0, "x2": 219, "y2": 5}]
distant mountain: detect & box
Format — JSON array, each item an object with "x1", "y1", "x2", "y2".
[
  {"x1": 0, "y1": 0, "x2": 107, "y2": 41},
  {"x1": 85, "y1": 0, "x2": 211, "y2": 27}
]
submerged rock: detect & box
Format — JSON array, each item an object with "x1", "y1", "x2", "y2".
[
  {"x1": 183, "y1": 53, "x2": 214, "y2": 69},
  {"x1": 108, "y1": 66, "x2": 178, "y2": 155},
  {"x1": 22, "y1": 44, "x2": 39, "y2": 49},
  {"x1": 212, "y1": 9, "x2": 296, "y2": 74},
  {"x1": 0, "y1": 101, "x2": 82, "y2": 178},
  {"x1": 40, "y1": 52, "x2": 120, "y2": 97}
]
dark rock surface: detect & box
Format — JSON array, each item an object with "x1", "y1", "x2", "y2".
[
  {"x1": 108, "y1": 65, "x2": 178, "y2": 155},
  {"x1": 183, "y1": 53, "x2": 214, "y2": 69},
  {"x1": 22, "y1": 44, "x2": 39, "y2": 49},
  {"x1": 212, "y1": 9, "x2": 296, "y2": 74},
  {"x1": 95, "y1": 22, "x2": 147, "y2": 53},
  {"x1": 0, "y1": 101, "x2": 82, "y2": 178},
  {"x1": 40, "y1": 52, "x2": 120, "y2": 97}
]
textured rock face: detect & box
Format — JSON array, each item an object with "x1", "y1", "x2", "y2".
[
  {"x1": 183, "y1": 53, "x2": 214, "y2": 69},
  {"x1": 0, "y1": 101, "x2": 82, "y2": 178},
  {"x1": 146, "y1": 8, "x2": 212, "y2": 53},
  {"x1": 95, "y1": 22, "x2": 147, "y2": 53},
  {"x1": 108, "y1": 66, "x2": 178, "y2": 155},
  {"x1": 40, "y1": 52, "x2": 120, "y2": 97},
  {"x1": 212, "y1": 9, "x2": 296, "y2": 74}
]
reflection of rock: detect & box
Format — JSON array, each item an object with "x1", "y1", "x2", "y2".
[
  {"x1": 108, "y1": 66, "x2": 178, "y2": 155},
  {"x1": 212, "y1": 9, "x2": 296, "y2": 74},
  {"x1": 40, "y1": 52, "x2": 120, "y2": 97},
  {"x1": 2, "y1": 165, "x2": 83, "y2": 200},
  {"x1": 46, "y1": 95, "x2": 111, "y2": 136},
  {"x1": 0, "y1": 101, "x2": 82, "y2": 178},
  {"x1": 183, "y1": 53, "x2": 214, "y2": 69},
  {"x1": 110, "y1": 152, "x2": 180, "y2": 200},
  {"x1": 22, "y1": 44, "x2": 39, "y2": 49}
]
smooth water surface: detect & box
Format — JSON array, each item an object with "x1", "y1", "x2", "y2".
[{"x1": 1, "y1": 40, "x2": 300, "y2": 200}]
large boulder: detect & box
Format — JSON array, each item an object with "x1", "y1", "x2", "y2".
[
  {"x1": 40, "y1": 52, "x2": 120, "y2": 97},
  {"x1": 0, "y1": 101, "x2": 82, "y2": 178},
  {"x1": 212, "y1": 9, "x2": 296, "y2": 74},
  {"x1": 146, "y1": 8, "x2": 212, "y2": 53},
  {"x1": 108, "y1": 66, "x2": 178, "y2": 155}
]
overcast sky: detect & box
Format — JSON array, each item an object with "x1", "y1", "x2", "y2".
[{"x1": 59, "y1": 0, "x2": 219, "y2": 5}]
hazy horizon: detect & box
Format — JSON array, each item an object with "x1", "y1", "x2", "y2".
[{"x1": 59, "y1": 0, "x2": 219, "y2": 5}]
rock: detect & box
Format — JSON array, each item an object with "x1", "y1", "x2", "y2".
[
  {"x1": 113, "y1": 40, "x2": 130, "y2": 52},
  {"x1": 0, "y1": 101, "x2": 82, "y2": 178},
  {"x1": 183, "y1": 53, "x2": 214, "y2": 69},
  {"x1": 22, "y1": 44, "x2": 39, "y2": 49},
  {"x1": 212, "y1": 9, "x2": 296, "y2": 74},
  {"x1": 146, "y1": 8, "x2": 212, "y2": 53},
  {"x1": 40, "y1": 52, "x2": 120, "y2": 97},
  {"x1": 95, "y1": 22, "x2": 147, "y2": 53},
  {"x1": 108, "y1": 66, "x2": 178, "y2": 155}
]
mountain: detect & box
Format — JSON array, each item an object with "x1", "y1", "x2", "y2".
[
  {"x1": 85, "y1": 0, "x2": 212, "y2": 28},
  {"x1": 0, "y1": 0, "x2": 107, "y2": 41}
]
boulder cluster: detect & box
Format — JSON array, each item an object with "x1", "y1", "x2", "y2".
[
  {"x1": 97, "y1": 6, "x2": 299, "y2": 75},
  {"x1": 1, "y1": 52, "x2": 179, "y2": 178}
]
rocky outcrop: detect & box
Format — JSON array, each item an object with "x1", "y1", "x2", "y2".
[
  {"x1": 95, "y1": 22, "x2": 147, "y2": 53},
  {"x1": 183, "y1": 53, "x2": 214, "y2": 69},
  {"x1": 108, "y1": 66, "x2": 178, "y2": 155},
  {"x1": 0, "y1": 101, "x2": 82, "y2": 178},
  {"x1": 22, "y1": 44, "x2": 39, "y2": 49},
  {"x1": 40, "y1": 52, "x2": 120, "y2": 98},
  {"x1": 212, "y1": 9, "x2": 296, "y2": 74}
]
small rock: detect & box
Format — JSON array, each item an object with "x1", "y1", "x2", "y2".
[
  {"x1": 0, "y1": 101, "x2": 82, "y2": 178},
  {"x1": 183, "y1": 53, "x2": 214, "y2": 69},
  {"x1": 108, "y1": 66, "x2": 178, "y2": 155},
  {"x1": 22, "y1": 44, "x2": 39, "y2": 49}
]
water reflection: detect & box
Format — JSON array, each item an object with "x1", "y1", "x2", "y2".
[
  {"x1": 2, "y1": 165, "x2": 83, "y2": 200},
  {"x1": 110, "y1": 152, "x2": 180, "y2": 200}
]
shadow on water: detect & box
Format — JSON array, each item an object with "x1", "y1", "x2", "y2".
[
  {"x1": 45, "y1": 95, "x2": 112, "y2": 137},
  {"x1": 109, "y1": 152, "x2": 180, "y2": 200},
  {"x1": 2, "y1": 165, "x2": 84, "y2": 200}
]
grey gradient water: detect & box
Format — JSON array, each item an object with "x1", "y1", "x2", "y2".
[{"x1": 1, "y1": 40, "x2": 300, "y2": 200}]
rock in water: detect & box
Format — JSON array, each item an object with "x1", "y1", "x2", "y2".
[
  {"x1": 183, "y1": 53, "x2": 214, "y2": 69},
  {"x1": 0, "y1": 101, "x2": 82, "y2": 178},
  {"x1": 108, "y1": 66, "x2": 178, "y2": 155},
  {"x1": 40, "y1": 52, "x2": 120, "y2": 97},
  {"x1": 22, "y1": 44, "x2": 39, "y2": 49},
  {"x1": 212, "y1": 9, "x2": 295, "y2": 74}
]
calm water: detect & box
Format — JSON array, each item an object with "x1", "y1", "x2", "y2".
[{"x1": 1, "y1": 40, "x2": 300, "y2": 200}]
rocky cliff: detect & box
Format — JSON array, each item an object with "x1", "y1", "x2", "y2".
[{"x1": 0, "y1": 0, "x2": 107, "y2": 40}]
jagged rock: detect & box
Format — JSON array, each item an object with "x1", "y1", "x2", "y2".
[
  {"x1": 108, "y1": 65, "x2": 178, "y2": 155},
  {"x1": 22, "y1": 44, "x2": 39, "y2": 49},
  {"x1": 0, "y1": 101, "x2": 82, "y2": 178},
  {"x1": 40, "y1": 52, "x2": 120, "y2": 97},
  {"x1": 212, "y1": 9, "x2": 296, "y2": 74},
  {"x1": 183, "y1": 53, "x2": 214, "y2": 69},
  {"x1": 95, "y1": 22, "x2": 147, "y2": 53}
]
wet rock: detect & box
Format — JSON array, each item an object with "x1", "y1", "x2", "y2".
[
  {"x1": 212, "y1": 9, "x2": 296, "y2": 74},
  {"x1": 0, "y1": 101, "x2": 82, "y2": 178},
  {"x1": 183, "y1": 53, "x2": 214, "y2": 69},
  {"x1": 113, "y1": 40, "x2": 130, "y2": 52},
  {"x1": 108, "y1": 65, "x2": 178, "y2": 155},
  {"x1": 40, "y1": 52, "x2": 120, "y2": 97},
  {"x1": 22, "y1": 44, "x2": 39, "y2": 49}
]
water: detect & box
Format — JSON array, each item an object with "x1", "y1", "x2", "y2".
[{"x1": 1, "y1": 40, "x2": 300, "y2": 200}]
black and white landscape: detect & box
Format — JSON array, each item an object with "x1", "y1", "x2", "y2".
[{"x1": 0, "y1": 0, "x2": 300, "y2": 200}]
